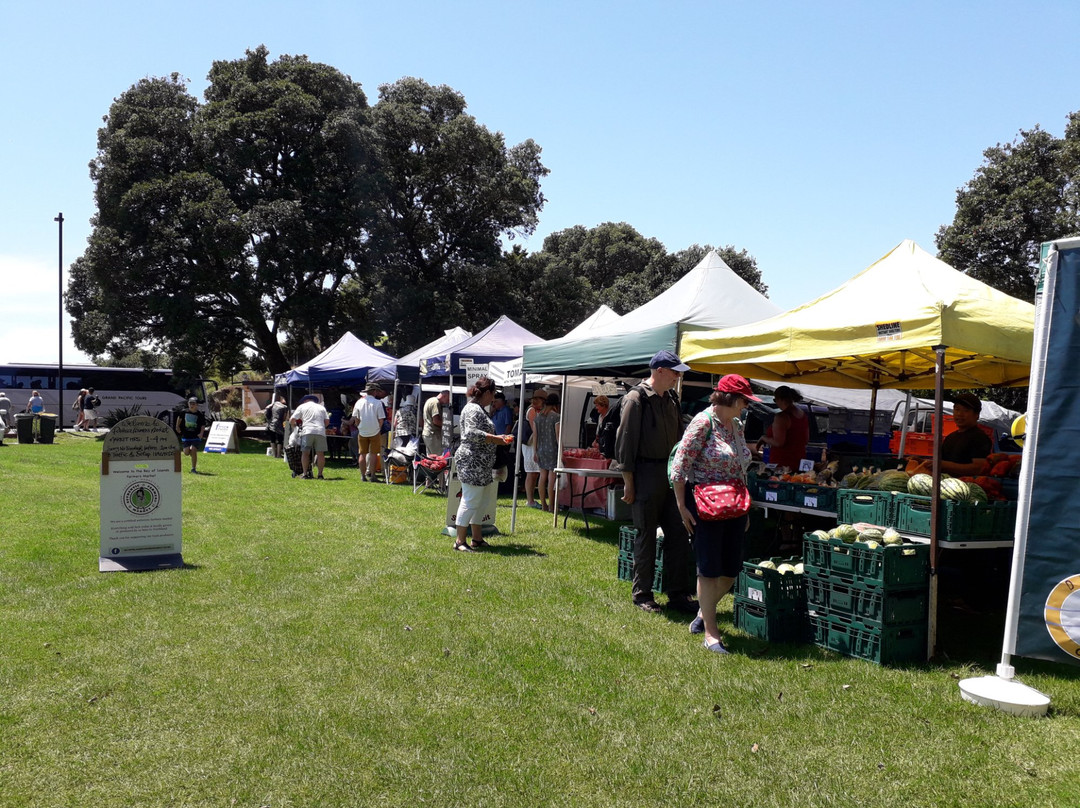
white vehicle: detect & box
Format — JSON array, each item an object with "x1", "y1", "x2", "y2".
[{"x1": 0, "y1": 363, "x2": 219, "y2": 429}]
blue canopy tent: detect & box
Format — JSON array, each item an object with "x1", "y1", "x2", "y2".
[
  {"x1": 279, "y1": 332, "x2": 397, "y2": 389},
  {"x1": 418, "y1": 315, "x2": 545, "y2": 377}
]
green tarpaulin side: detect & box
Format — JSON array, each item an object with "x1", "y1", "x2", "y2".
[{"x1": 522, "y1": 323, "x2": 678, "y2": 376}]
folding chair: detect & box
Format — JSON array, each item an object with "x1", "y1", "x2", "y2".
[
  {"x1": 413, "y1": 450, "x2": 451, "y2": 495},
  {"x1": 384, "y1": 446, "x2": 414, "y2": 485}
]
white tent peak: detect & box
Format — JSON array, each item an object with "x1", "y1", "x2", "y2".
[
  {"x1": 610, "y1": 249, "x2": 780, "y2": 334},
  {"x1": 564, "y1": 305, "x2": 622, "y2": 338}
]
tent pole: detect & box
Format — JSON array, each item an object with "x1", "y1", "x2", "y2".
[
  {"x1": 898, "y1": 391, "x2": 912, "y2": 457},
  {"x1": 553, "y1": 376, "x2": 568, "y2": 528},
  {"x1": 868, "y1": 384, "x2": 879, "y2": 454},
  {"x1": 510, "y1": 371, "x2": 527, "y2": 534},
  {"x1": 928, "y1": 347, "x2": 946, "y2": 660}
]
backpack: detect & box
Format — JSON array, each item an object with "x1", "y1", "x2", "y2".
[
  {"x1": 264, "y1": 402, "x2": 275, "y2": 424},
  {"x1": 596, "y1": 383, "x2": 646, "y2": 460},
  {"x1": 91, "y1": 395, "x2": 102, "y2": 409}
]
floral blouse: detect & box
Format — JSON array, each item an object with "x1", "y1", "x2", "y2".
[
  {"x1": 669, "y1": 410, "x2": 751, "y2": 486},
  {"x1": 454, "y1": 401, "x2": 497, "y2": 486}
]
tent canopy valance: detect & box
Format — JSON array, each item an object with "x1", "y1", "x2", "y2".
[
  {"x1": 523, "y1": 250, "x2": 781, "y2": 376},
  {"x1": 279, "y1": 332, "x2": 397, "y2": 388},
  {"x1": 368, "y1": 327, "x2": 472, "y2": 384},
  {"x1": 680, "y1": 240, "x2": 1035, "y2": 390}
]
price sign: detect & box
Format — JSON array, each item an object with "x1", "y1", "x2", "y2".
[
  {"x1": 804, "y1": 495, "x2": 818, "y2": 508},
  {"x1": 798, "y1": 458, "x2": 815, "y2": 472},
  {"x1": 765, "y1": 490, "x2": 777, "y2": 502}
]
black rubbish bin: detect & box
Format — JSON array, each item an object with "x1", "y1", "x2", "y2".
[
  {"x1": 16, "y1": 413, "x2": 35, "y2": 444},
  {"x1": 37, "y1": 413, "x2": 57, "y2": 444}
]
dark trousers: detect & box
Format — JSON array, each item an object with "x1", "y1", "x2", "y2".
[{"x1": 630, "y1": 461, "x2": 694, "y2": 602}]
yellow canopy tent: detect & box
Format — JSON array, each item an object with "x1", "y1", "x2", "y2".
[
  {"x1": 680, "y1": 239, "x2": 1036, "y2": 658},
  {"x1": 680, "y1": 239, "x2": 1033, "y2": 390}
]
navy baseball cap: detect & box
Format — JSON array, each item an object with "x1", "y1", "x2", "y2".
[{"x1": 650, "y1": 350, "x2": 690, "y2": 372}]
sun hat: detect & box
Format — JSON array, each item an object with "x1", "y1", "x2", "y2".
[
  {"x1": 649, "y1": 350, "x2": 690, "y2": 372},
  {"x1": 365, "y1": 382, "x2": 383, "y2": 393},
  {"x1": 715, "y1": 375, "x2": 761, "y2": 402},
  {"x1": 187, "y1": 397, "x2": 198, "y2": 404},
  {"x1": 953, "y1": 393, "x2": 982, "y2": 414}
]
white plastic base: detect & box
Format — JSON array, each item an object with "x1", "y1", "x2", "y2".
[{"x1": 959, "y1": 675, "x2": 1050, "y2": 717}]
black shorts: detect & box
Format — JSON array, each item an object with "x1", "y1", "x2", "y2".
[
  {"x1": 683, "y1": 486, "x2": 747, "y2": 578},
  {"x1": 269, "y1": 429, "x2": 284, "y2": 447}
]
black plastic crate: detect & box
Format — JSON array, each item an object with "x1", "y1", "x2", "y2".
[
  {"x1": 734, "y1": 596, "x2": 810, "y2": 644},
  {"x1": 784, "y1": 482, "x2": 838, "y2": 512}
]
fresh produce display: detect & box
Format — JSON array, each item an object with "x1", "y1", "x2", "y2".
[{"x1": 562, "y1": 447, "x2": 605, "y2": 460}]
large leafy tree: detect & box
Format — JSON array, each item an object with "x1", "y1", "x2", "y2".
[
  {"x1": 368, "y1": 78, "x2": 547, "y2": 352},
  {"x1": 68, "y1": 46, "x2": 378, "y2": 375},
  {"x1": 936, "y1": 116, "x2": 1080, "y2": 302}
]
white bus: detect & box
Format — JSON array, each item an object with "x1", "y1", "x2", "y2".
[{"x1": 0, "y1": 364, "x2": 219, "y2": 429}]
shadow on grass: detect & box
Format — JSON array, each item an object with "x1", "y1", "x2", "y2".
[{"x1": 477, "y1": 542, "x2": 545, "y2": 558}]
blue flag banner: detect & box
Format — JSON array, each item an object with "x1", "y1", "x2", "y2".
[{"x1": 1008, "y1": 240, "x2": 1080, "y2": 665}]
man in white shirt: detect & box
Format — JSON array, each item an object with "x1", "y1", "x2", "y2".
[
  {"x1": 291, "y1": 394, "x2": 330, "y2": 479},
  {"x1": 352, "y1": 383, "x2": 387, "y2": 481}
]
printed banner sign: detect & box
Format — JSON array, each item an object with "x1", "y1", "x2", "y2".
[
  {"x1": 1010, "y1": 241, "x2": 1080, "y2": 665},
  {"x1": 203, "y1": 420, "x2": 239, "y2": 453},
  {"x1": 465, "y1": 363, "x2": 490, "y2": 387},
  {"x1": 99, "y1": 416, "x2": 183, "y2": 572}
]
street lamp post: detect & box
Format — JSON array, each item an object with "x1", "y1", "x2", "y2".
[{"x1": 55, "y1": 212, "x2": 64, "y2": 432}]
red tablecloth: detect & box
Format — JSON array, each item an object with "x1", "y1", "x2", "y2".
[{"x1": 558, "y1": 456, "x2": 619, "y2": 510}]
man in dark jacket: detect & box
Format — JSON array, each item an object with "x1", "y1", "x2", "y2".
[{"x1": 615, "y1": 350, "x2": 697, "y2": 615}]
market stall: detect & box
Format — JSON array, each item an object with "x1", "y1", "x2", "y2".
[{"x1": 680, "y1": 239, "x2": 1035, "y2": 657}]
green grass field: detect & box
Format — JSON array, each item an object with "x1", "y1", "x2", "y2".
[{"x1": 2, "y1": 433, "x2": 1078, "y2": 807}]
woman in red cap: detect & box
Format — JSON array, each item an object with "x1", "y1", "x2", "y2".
[{"x1": 669, "y1": 374, "x2": 759, "y2": 654}]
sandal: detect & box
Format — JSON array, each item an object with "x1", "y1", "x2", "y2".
[
  {"x1": 453, "y1": 541, "x2": 475, "y2": 553},
  {"x1": 469, "y1": 538, "x2": 490, "y2": 549}
]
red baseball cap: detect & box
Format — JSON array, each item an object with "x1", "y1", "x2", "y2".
[{"x1": 715, "y1": 374, "x2": 760, "y2": 402}]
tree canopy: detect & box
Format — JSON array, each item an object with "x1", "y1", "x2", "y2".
[
  {"x1": 936, "y1": 115, "x2": 1080, "y2": 302},
  {"x1": 69, "y1": 47, "x2": 378, "y2": 376}
]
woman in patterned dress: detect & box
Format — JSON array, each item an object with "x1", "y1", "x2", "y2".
[
  {"x1": 452, "y1": 377, "x2": 514, "y2": 552},
  {"x1": 669, "y1": 375, "x2": 760, "y2": 655}
]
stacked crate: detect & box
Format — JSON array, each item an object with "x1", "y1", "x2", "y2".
[
  {"x1": 616, "y1": 526, "x2": 663, "y2": 593},
  {"x1": 803, "y1": 532, "x2": 930, "y2": 664},
  {"x1": 733, "y1": 557, "x2": 809, "y2": 643}
]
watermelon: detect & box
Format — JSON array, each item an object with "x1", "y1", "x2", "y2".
[
  {"x1": 875, "y1": 470, "x2": 911, "y2": 492},
  {"x1": 966, "y1": 482, "x2": 988, "y2": 504},
  {"x1": 908, "y1": 473, "x2": 934, "y2": 496},
  {"x1": 940, "y1": 478, "x2": 971, "y2": 502}
]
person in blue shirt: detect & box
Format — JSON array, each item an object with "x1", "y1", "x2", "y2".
[
  {"x1": 491, "y1": 391, "x2": 514, "y2": 436},
  {"x1": 26, "y1": 390, "x2": 44, "y2": 414}
]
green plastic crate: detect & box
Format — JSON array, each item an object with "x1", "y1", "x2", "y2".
[
  {"x1": 810, "y1": 613, "x2": 926, "y2": 665},
  {"x1": 784, "y1": 482, "x2": 838, "y2": 512},
  {"x1": 755, "y1": 479, "x2": 792, "y2": 505},
  {"x1": 836, "y1": 489, "x2": 896, "y2": 527},
  {"x1": 619, "y1": 525, "x2": 638, "y2": 554},
  {"x1": 945, "y1": 499, "x2": 1017, "y2": 541},
  {"x1": 894, "y1": 495, "x2": 1016, "y2": 541},
  {"x1": 802, "y1": 533, "x2": 930, "y2": 589},
  {"x1": 804, "y1": 572, "x2": 928, "y2": 628},
  {"x1": 737, "y1": 557, "x2": 805, "y2": 609},
  {"x1": 734, "y1": 596, "x2": 810, "y2": 643}
]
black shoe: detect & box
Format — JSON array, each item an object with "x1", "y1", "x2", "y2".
[
  {"x1": 635, "y1": 600, "x2": 663, "y2": 614},
  {"x1": 667, "y1": 596, "x2": 699, "y2": 615}
]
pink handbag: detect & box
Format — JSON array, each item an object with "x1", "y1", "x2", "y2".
[{"x1": 693, "y1": 480, "x2": 751, "y2": 521}]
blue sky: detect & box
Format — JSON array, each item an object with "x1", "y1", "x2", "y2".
[{"x1": 2, "y1": 0, "x2": 1078, "y2": 364}]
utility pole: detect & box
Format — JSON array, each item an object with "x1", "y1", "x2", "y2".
[{"x1": 55, "y1": 212, "x2": 64, "y2": 431}]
